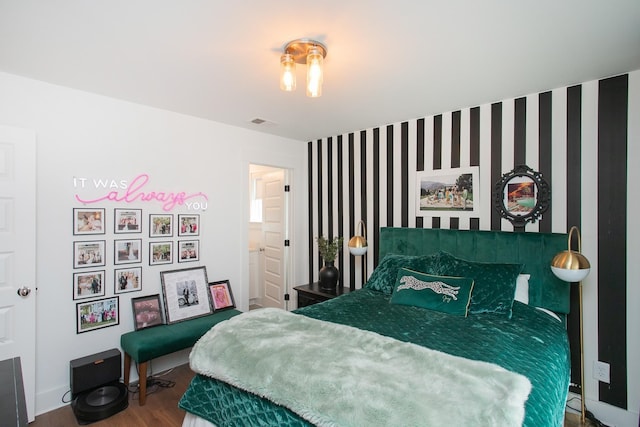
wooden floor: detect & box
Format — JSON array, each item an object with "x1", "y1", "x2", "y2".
[
  {"x1": 30, "y1": 363, "x2": 195, "y2": 427},
  {"x1": 30, "y1": 362, "x2": 591, "y2": 426}
]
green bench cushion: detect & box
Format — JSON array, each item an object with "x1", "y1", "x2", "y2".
[{"x1": 121, "y1": 310, "x2": 241, "y2": 363}]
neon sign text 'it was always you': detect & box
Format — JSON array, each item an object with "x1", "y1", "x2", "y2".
[{"x1": 74, "y1": 174, "x2": 208, "y2": 211}]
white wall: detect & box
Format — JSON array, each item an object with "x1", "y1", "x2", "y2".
[{"x1": 0, "y1": 71, "x2": 308, "y2": 415}]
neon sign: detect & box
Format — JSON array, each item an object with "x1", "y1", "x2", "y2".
[{"x1": 74, "y1": 174, "x2": 208, "y2": 211}]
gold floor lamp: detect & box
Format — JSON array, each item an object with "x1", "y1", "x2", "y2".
[
  {"x1": 550, "y1": 226, "x2": 591, "y2": 425},
  {"x1": 348, "y1": 220, "x2": 368, "y2": 288}
]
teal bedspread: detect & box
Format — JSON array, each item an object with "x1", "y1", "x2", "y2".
[{"x1": 179, "y1": 289, "x2": 570, "y2": 426}]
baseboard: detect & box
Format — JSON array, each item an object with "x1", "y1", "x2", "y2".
[
  {"x1": 35, "y1": 384, "x2": 71, "y2": 416},
  {"x1": 35, "y1": 348, "x2": 191, "y2": 417},
  {"x1": 568, "y1": 391, "x2": 639, "y2": 427}
]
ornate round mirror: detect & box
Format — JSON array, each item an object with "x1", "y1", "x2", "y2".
[{"x1": 493, "y1": 165, "x2": 550, "y2": 229}]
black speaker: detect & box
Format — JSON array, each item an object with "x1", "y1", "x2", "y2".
[
  {"x1": 70, "y1": 348, "x2": 121, "y2": 397},
  {"x1": 70, "y1": 349, "x2": 128, "y2": 424}
]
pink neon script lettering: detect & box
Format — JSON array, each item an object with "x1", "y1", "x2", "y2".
[{"x1": 75, "y1": 174, "x2": 208, "y2": 211}]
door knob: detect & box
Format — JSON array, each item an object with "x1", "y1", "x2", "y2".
[{"x1": 17, "y1": 286, "x2": 31, "y2": 297}]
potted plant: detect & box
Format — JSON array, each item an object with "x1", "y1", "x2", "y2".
[{"x1": 316, "y1": 236, "x2": 343, "y2": 290}]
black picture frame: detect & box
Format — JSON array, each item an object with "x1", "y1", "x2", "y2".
[
  {"x1": 178, "y1": 240, "x2": 199, "y2": 263},
  {"x1": 114, "y1": 266, "x2": 142, "y2": 294},
  {"x1": 114, "y1": 239, "x2": 142, "y2": 265},
  {"x1": 114, "y1": 208, "x2": 142, "y2": 234},
  {"x1": 493, "y1": 164, "x2": 551, "y2": 229},
  {"x1": 131, "y1": 294, "x2": 164, "y2": 331},
  {"x1": 76, "y1": 296, "x2": 119, "y2": 334},
  {"x1": 178, "y1": 214, "x2": 200, "y2": 236},
  {"x1": 73, "y1": 270, "x2": 105, "y2": 300},
  {"x1": 73, "y1": 240, "x2": 106, "y2": 269},
  {"x1": 160, "y1": 266, "x2": 212, "y2": 324},
  {"x1": 149, "y1": 214, "x2": 173, "y2": 237},
  {"x1": 208, "y1": 279, "x2": 236, "y2": 311},
  {"x1": 73, "y1": 208, "x2": 105, "y2": 235},
  {"x1": 150, "y1": 241, "x2": 173, "y2": 265}
]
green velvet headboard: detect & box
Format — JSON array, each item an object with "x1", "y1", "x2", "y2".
[{"x1": 378, "y1": 227, "x2": 571, "y2": 314}]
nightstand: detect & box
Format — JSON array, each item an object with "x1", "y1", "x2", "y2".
[{"x1": 293, "y1": 282, "x2": 352, "y2": 308}]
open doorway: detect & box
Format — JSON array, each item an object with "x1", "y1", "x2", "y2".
[{"x1": 248, "y1": 164, "x2": 291, "y2": 310}]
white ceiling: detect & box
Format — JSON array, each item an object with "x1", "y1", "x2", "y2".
[{"x1": 1, "y1": 1, "x2": 639, "y2": 142}]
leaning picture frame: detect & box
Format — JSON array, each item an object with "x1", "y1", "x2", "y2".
[
  {"x1": 73, "y1": 270, "x2": 105, "y2": 300},
  {"x1": 160, "y1": 266, "x2": 212, "y2": 324},
  {"x1": 114, "y1": 266, "x2": 142, "y2": 294},
  {"x1": 131, "y1": 294, "x2": 164, "y2": 331},
  {"x1": 74, "y1": 240, "x2": 106, "y2": 269},
  {"x1": 73, "y1": 208, "x2": 105, "y2": 235},
  {"x1": 76, "y1": 296, "x2": 119, "y2": 334},
  {"x1": 114, "y1": 208, "x2": 142, "y2": 234},
  {"x1": 208, "y1": 280, "x2": 236, "y2": 311}
]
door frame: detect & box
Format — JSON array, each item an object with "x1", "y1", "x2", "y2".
[
  {"x1": 244, "y1": 161, "x2": 294, "y2": 311},
  {"x1": 0, "y1": 124, "x2": 37, "y2": 422}
]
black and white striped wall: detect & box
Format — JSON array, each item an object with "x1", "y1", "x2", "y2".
[{"x1": 307, "y1": 70, "x2": 639, "y2": 421}]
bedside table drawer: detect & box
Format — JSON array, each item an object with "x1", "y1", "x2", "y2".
[{"x1": 294, "y1": 282, "x2": 351, "y2": 308}]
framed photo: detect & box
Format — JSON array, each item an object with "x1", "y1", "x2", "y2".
[
  {"x1": 150, "y1": 241, "x2": 173, "y2": 265},
  {"x1": 150, "y1": 214, "x2": 173, "y2": 237},
  {"x1": 114, "y1": 266, "x2": 142, "y2": 294},
  {"x1": 131, "y1": 294, "x2": 163, "y2": 330},
  {"x1": 73, "y1": 270, "x2": 105, "y2": 300},
  {"x1": 178, "y1": 214, "x2": 199, "y2": 236},
  {"x1": 74, "y1": 240, "x2": 106, "y2": 269},
  {"x1": 416, "y1": 166, "x2": 479, "y2": 217},
  {"x1": 160, "y1": 266, "x2": 212, "y2": 324},
  {"x1": 76, "y1": 296, "x2": 119, "y2": 334},
  {"x1": 178, "y1": 240, "x2": 199, "y2": 263},
  {"x1": 114, "y1": 209, "x2": 142, "y2": 234},
  {"x1": 73, "y1": 208, "x2": 105, "y2": 235},
  {"x1": 208, "y1": 280, "x2": 236, "y2": 311},
  {"x1": 493, "y1": 164, "x2": 551, "y2": 229},
  {"x1": 114, "y1": 239, "x2": 142, "y2": 265}
]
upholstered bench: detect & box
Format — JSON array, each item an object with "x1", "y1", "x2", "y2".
[{"x1": 121, "y1": 309, "x2": 241, "y2": 405}]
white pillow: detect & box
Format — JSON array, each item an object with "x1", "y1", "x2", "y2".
[
  {"x1": 535, "y1": 307, "x2": 562, "y2": 322},
  {"x1": 514, "y1": 274, "x2": 530, "y2": 304}
]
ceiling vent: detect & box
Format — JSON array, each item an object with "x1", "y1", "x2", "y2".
[{"x1": 250, "y1": 118, "x2": 277, "y2": 127}]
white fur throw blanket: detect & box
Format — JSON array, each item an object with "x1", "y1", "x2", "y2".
[{"x1": 190, "y1": 308, "x2": 531, "y2": 427}]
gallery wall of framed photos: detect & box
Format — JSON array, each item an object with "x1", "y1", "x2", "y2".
[{"x1": 72, "y1": 208, "x2": 202, "y2": 333}]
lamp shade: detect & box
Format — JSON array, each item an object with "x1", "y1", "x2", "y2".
[
  {"x1": 348, "y1": 235, "x2": 368, "y2": 256},
  {"x1": 280, "y1": 53, "x2": 296, "y2": 91},
  {"x1": 550, "y1": 226, "x2": 591, "y2": 282},
  {"x1": 306, "y1": 46, "x2": 323, "y2": 98},
  {"x1": 348, "y1": 220, "x2": 368, "y2": 256}
]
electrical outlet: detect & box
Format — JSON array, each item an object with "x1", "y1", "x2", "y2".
[{"x1": 593, "y1": 360, "x2": 610, "y2": 383}]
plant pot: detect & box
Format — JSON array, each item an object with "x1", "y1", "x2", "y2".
[{"x1": 319, "y1": 261, "x2": 339, "y2": 290}]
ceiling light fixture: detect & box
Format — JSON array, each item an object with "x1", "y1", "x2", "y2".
[{"x1": 280, "y1": 39, "x2": 327, "y2": 98}]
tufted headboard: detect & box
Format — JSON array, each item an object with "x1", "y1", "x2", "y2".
[{"x1": 378, "y1": 227, "x2": 571, "y2": 314}]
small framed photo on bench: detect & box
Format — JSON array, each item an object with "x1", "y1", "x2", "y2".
[
  {"x1": 131, "y1": 294, "x2": 164, "y2": 330},
  {"x1": 208, "y1": 280, "x2": 236, "y2": 311},
  {"x1": 160, "y1": 266, "x2": 212, "y2": 324}
]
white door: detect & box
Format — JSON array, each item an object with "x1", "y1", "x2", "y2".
[
  {"x1": 0, "y1": 125, "x2": 37, "y2": 422},
  {"x1": 261, "y1": 170, "x2": 287, "y2": 309}
]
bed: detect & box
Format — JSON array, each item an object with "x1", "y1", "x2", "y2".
[{"x1": 179, "y1": 227, "x2": 571, "y2": 427}]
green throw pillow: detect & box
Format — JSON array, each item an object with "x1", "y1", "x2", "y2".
[
  {"x1": 364, "y1": 253, "x2": 440, "y2": 295},
  {"x1": 434, "y1": 251, "x2": 523, "y2": 317},
  {"x1": 390, "y1": 268, "x2": 474, "y2": 316}
]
